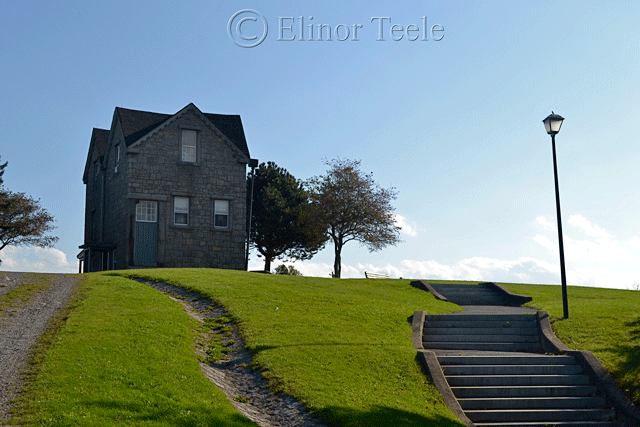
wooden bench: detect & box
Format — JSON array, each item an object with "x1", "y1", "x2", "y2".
[{"x1": 365, "y1": 272, "x2": 390, "y2": 279}]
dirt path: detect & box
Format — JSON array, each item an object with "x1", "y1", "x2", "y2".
[
  {"x1": 135, "y1": 278, "x2": 328, "y2": 427},
  {"x1": 0, "y1": 272, "x2": 81, "y2": 422}
]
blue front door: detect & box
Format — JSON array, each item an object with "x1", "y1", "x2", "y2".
[{"x1": 134, "y1": 201, "x2": 157, "y2": 264}]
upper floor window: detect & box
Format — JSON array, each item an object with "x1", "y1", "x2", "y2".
[
  {"x1": 214, "y1": 200, "x2": 229, "y2": 228},
  {"x1": 174, "y1": 197, "x2": 189, "y2": 226},
  {"x1": 181, "y1": 130, "x2": 197, "y2": 162}
]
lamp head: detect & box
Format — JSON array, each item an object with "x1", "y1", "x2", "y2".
[{"x1": 543, "y1": 112, "x2": 564, "y2": 135}]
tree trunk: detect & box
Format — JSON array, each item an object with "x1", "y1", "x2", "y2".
[
  {"x1": 264, "y1": 256, "x2": 272, "y2": 273},
  {"x1": 333, "y1": 243, "x2": 341, "y2": 278}
]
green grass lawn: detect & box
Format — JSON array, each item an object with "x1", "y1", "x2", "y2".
[
  {"x1": 9, "y1": 270, "x2": 466, "y2": 427},
  {"x1": 499, "y1": 282, "x2": 640, "y2": 405},
  {"x1": 10, "y1": 270, "x2": 639, "y2": 426}
]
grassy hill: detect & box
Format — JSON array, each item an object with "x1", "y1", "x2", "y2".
[{"x1": 8, "y1": 270, "x2": 640, "y2": 426}]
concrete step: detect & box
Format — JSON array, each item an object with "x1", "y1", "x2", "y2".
[
  {"x1": 458, "y1": 396, "x2": 607, "y2": 410},
  {"x1": 426, "y1": 319, "x2": 538, "y2": 329},
  {"x1": 466, "y1": 408, "x2": 616, "y2": 423},
  {"x1": 445, "y1": 374, "x2": 590, "y2": 387},
  {"x1": 430, "y1": 284, "x2": 486, "y2": 289},
  {"x1": 424, "y1": 342, "x2": 544, "y2": 352},
  {"x1": 426, "y1": 327, "x2": 538, "y2": 336},
  {"x1": 438, "y1": 355, "x2": 576, "y2": 365},
  {"x1": 447, "y1": 298, "x2": 508, "y2": 305},
  {"x1": 426, "y1": 314, "x2": 537, "y2": 321},
  {"x1": 437, "y1": 291, "x2": 501, "y2": 298},
  {"x1": 440, "y1": 296, "x2": 503, "y2": 300},
  {"x1": 437, "y1": 292, "x2": 499, "y2": 297},
  {"x1": 425, "y1": 334, "x2": 540, "y2": 343},
  {"x1": 442, "y1": 364, "x2": 583, "y2": 376},
  {"x1": 450, "y1": 385, "x2": 599, "y2": 398},
  {"x1": 474, "y1": 422, "x2": 623, "y2": 427}
]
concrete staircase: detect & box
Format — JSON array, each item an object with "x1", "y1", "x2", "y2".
[
  {"x1": 421, "y1": 310, "x2": 624, "y2": 426},
  {"x1": 429, "y1": 283, "x2": 509, "y2": 306},
  {"x1": 439, "y1": 352, "x2": 620, "y2": 426}
]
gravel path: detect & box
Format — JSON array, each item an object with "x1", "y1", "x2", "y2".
[{"x1": 0, "y1": 272, "x2": 81, "y2": 422}]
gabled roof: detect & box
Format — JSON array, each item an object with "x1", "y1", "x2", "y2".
[
  {"x1": 93, "y1": 128, "x2": 109, "y2": 157},
  {"x1": 115, "y1": 106, "x2": 250, "y2": 159},
  {"x1": 82, "y1": 128, "x2": 110, "y2": 183},
  {"x1": 203, "y1": 113, "x2": 249, "y2": 160},
  {"x1": 116, "y1": 107, "x2": 171, "y2": 147}
]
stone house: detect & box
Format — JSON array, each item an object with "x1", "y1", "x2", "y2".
[{"x1": 78, "y1": 103, "x2": 252, "y2": 272}]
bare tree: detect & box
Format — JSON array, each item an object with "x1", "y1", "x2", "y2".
[{"x1": 307, "y1": 158, "x2": 401, "y2": 278}]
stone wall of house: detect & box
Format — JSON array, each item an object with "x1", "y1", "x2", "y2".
[
  {"x1": 83, "y1": 156, "x2": 101, "y2": 246},
  {"x1": 125, "y1": 109, "x2": 248, "y2": 270},
  {"x1": 103, "y1": 119, "x2": 131, "y2": 270}
]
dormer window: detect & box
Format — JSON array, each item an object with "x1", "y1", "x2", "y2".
[{"x1": 181, "y1": 130, "x2": 197, "y2": 162}]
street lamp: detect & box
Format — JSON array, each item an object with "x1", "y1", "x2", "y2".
[
  {"x1": 246, "y1": 158, "x2": 259, "y2": 271},
  {"x1": 543, "y1": 112, "x2": 569, "y2": 319}
]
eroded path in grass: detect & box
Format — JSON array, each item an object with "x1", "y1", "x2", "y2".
[
  {"x1": 135, "y1": 278, "x2": 328, "y2": 427},
  {"x1": 0, "y1": 272, "x2": 81, "y2": 422}
]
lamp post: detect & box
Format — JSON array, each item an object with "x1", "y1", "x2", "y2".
[
  {"x1": 246, "y1": 158, "x2": 259, "y2": 271},
  {"x1": 543, "y1": 112, "x2": 569, "y2": 319}
]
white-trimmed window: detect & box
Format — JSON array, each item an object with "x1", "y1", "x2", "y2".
[
  {"x1": 214, "y1": 200, "x2": 229, "y2": 228},
  {"x1": 181, "y1": 130, "x2": 197, "y2": 162},
  {"x1": 136, "y1": 201, "x2": 157, "y2": 222},
  {"x1": 174, "y1": 197, "x2": 189, "y2": 225}
]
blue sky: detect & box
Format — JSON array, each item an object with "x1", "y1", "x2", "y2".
[{"x1": 1, "y1": 1, "x2": 639, "y2": 289}]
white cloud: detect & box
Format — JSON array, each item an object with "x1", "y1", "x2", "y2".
[
  {"x1": 0, "y1": 246, "x2": 76, "y2": 274},
  {"x1": 535, "y1": 216, "x2": 555, "y2": 231},
  {"x1": 532, "y1": 234, "x2": 557, "y2": 252},
  {"x1": 394, "y1": 215, "x2": 419, "y2": 237},
  {"x1": 628, "y1": 236, "x2": 640, "y2": 249},
  {"x1": 568, "y1": 214, "x2": 613, "y2": 239},
  {"x1": 533, "y1": 214, "x2": 640, "y2": 288}
]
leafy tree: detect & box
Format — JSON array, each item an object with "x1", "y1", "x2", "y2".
[
  {"x1": 0, "y1": 189, "x2": 59, "y2": 265},
  {"x1": 307, "y1": 158, "x2": 401, "y2": 278},
  {"x1": 248, "y1": 162, "x2": 327, "y2": 272},
  {"x1": 274, "y1": 264, "x2": 303, "y2": 276}
]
